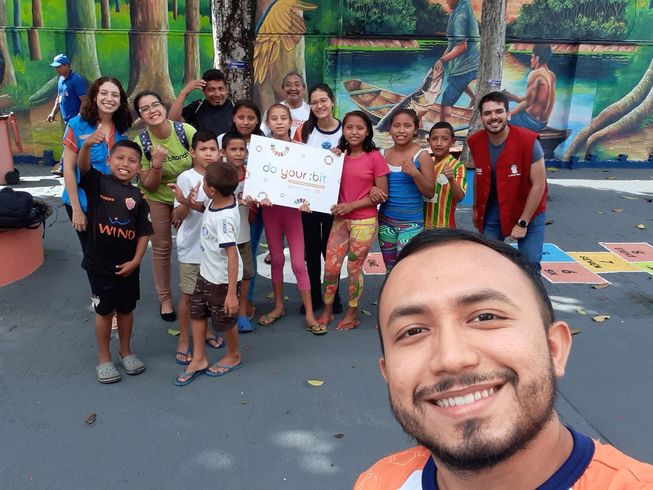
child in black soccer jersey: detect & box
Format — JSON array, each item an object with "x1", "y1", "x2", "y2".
[{"x1": 77, "y1": 132, "x2": 153, "y2": 384}]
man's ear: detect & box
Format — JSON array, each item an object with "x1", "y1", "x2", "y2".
[
  {"x1": 379, "y1": 357, "x2": 388, "y2": 382},
  {"x1": 547, "y1": 321, "x2": 572, "y2": 378}
]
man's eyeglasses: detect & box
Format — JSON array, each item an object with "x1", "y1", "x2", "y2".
[{"x1": 139, "y1": 101, "x2": 163, "y2": 115}]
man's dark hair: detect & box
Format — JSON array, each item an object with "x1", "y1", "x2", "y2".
[
  {"x1": 191, "y1": 130, "x2": 217, "y2": 149},
  {"x1": 533, "y1": 44, "x2": 553, "y2": 65},
  {"x1": 202, "y1": 69, "x2": 227, "y2": 84},
  {"x1": 429, "y1": 121, "x2": 455, "y2": 139},
  {"x1": 478, "y1": 91, "x2": 509, "y2": 113},
  {"x1": 110, "y1": 139, "x2": 142, "y2": 159},
  {"x1": 221, "y1": 131, "x2": 246, "y2": 150},
  {"x1": 377, "y1": 229, "x2": 555, "y2": 355},
  {"x1": 282, "y1": 71, "x2": 306, "y2": 89},
  {"x1": 205, "y1": 161, "x2": 239, "y2": 197}
]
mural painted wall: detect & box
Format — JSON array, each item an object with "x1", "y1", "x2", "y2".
[{"x1": 1, "y1": 0, "x2": 652, "y2": 161}]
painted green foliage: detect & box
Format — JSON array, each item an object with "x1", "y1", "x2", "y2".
[{"x1": 342, "y1": 0, "x2": 448, "y2": 36}]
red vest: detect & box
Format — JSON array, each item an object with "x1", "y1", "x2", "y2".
[{"x1": 469, "y1": 125, "x2": 547, "y2": 237}]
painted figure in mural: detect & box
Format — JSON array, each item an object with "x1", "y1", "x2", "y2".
[
  {"x1": 468, "y1": 92, "x2": 547, "y2": 272},
  {"x1": 355, "y1": 228, "x2": 653, "y2": 489},
  {"x1": 294, "y1": 84, "x2": 344, "y2": 316},
  {"x1": 169, "y1": 69, "x2": 234, "y2": 136},
  {"x1": 61, "y1": 77, "x2": 133, "y2": 252},
  {"x1": 47, "y1": 54, "x2": 89, "y2": 176},
  {"x1": 133, "y1": 91, "x2": 197, "y2": 323},
  {"x1": 378, "y1": 109, "x2": 434, "y2": 272},
  {"x1": 423, "y1": 122, "x2": 467, "y2": 230},
  {"x1": 260, "y1": 72, "x2": 311, "y2": 138},
  {"x1": 504, "y1": 44, "x2": 557, "y2": 132},
  {"x1": 433, "y1": 0, "x2": 480, "y2": 122},
  {"x1": 317, "y1": 111, "x2": 389, "y2": 333}
]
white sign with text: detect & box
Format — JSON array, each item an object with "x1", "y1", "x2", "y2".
[{"x1": 243, "y1": 134, "x2": 344, "y2": 214}]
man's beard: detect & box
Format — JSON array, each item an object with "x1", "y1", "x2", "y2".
[
  {"x1": 483, "y1": 119, "x2": 507, "y2": 134},
  {"x1": 389, "y1": 365, "x2": 557, "y2": 473}
]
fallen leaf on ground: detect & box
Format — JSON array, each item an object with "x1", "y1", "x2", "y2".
[
  {"x1": 545, "y1": 219, "x2": 554, "y2": 225},
  {"x1": 607, "y1": 176, "x2": 616, "y2": 180},
  {"x1": 596, "y1": 211, "x2": 604, "y2": 215},
  {"x1": 334, "y1": 433, "x2": 345, "y2": 439},
  {"x1": 611, "y1": 208, "x2": 623, "y2": 213},
  {"x1": 266, "y1": 291, "x2": 274, "y2": 299},
  {"x1": 167, "y1": 328, "x2": 180, "y2": 336},
  {"x1": 260, "y1": 243, "x2": 268, "y2": 248},
  {"x1": 636, "y1": 224, "x2": 646, "y2": 230},
  {"x1": 370, "y1": 301, "x2": 378, "y2": 305},
  {"x1": 361, "y1": 309, "x2": 373, "y2": 316},
  {"x1": 283, "y1": 296, "x2": 289, "y2": 301},
  {"x1": 547, "y1": 167, "x2": 559, "y2": 172},
  {"x1": 576, "y1": 308, "x2": 586, "y2": 315},
  {"x1": 592, "y1": 283, "x2": 610, "y2": 289},
  {"x1": 621, "y1": 195, "x2": 638, "y2": 200},
  {"x1": 85, "y1": 413, "x2": 96, "y2": 425},
  {"x1": 570, "y1": 328, "x2": 582, "y2": 335},
  {"x1": 592, "y1": 315, "x2": 610, "y2": 322},
  {"x1": 307, "y1": 379, "x2": 325, "y2": 387}
]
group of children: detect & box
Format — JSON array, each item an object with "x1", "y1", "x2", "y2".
[{"x1": 77, "y1": 83, "x2": 467, "y2": 387}]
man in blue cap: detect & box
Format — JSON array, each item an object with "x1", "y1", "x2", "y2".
[{"x1": 47, "y1": 54, "x2": 88, "y2": 176}]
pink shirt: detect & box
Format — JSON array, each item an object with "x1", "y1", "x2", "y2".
[{"x1": 338, "y1": 149, "x2": 389, "y2": 220}]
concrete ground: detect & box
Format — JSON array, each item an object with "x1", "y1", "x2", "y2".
[{"x1": 1, "y1": 164, "x2": 652, "y2": 489}]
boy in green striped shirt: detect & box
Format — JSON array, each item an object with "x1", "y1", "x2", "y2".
[{"x1": 423, "y1": 122, "x2": 467, "y2": 229}]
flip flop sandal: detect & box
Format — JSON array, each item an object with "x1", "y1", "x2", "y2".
[
  {"x1": 96, "y1": 362, "x2": 121, "y2": 384},
  {"x1": 175, "y1": 368, "x2": 206, "y2": 386},
  {"x1": 206, "y1": 363, "x2": 243, "y2": 377},
  {"x1": 238, "y1": 315, "x2": 256, "y2": 333},
  {"x1": 257, "y1": 311, "x2": 286, "y2": 326},
  {"x1": 119, "y1": 354, "x2": 146, "y2": 375},
  {"x1": 205, "y1": 335, "x2": 225, "y2": 349},
  {"x1": 307, "y1": 323, "x2": 328, "y2": 335},
  {"x1": 175, "y1": 349, "x2": 193, "y2": 366},
  {"x1": 336, "y1": 319, "x2": 360, "y2": 331}
]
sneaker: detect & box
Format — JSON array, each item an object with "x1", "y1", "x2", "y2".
[
  {"x1": 50, "y1": 163, "x2": 63, "y2": 176},
  {"x1": 332, "y1": 294, "x2": 344, "y2": 314}
]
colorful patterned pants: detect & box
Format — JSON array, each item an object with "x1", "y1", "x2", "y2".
[
  {"x1": 378, "y1": 214, "x2": 423, "y2": 271},
  {"x1": 324, "y1": 216, "x2": 378, "y2": 308}
]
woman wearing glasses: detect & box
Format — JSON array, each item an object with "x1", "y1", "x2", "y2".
[
  {"x1": 133, "y1": 91, "x2": 197, "y2": 322},
  {"x1": 293, "y1": 83, "x2": 343, "y2": 315}
]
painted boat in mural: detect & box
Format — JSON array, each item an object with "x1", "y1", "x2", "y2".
[{"x1": 343, "y1": 79, "x2": 571, "y2": 158}]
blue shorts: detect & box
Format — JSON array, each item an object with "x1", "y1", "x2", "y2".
[
  {"x1": 441, "y1": 70, "x2": 477, "y2": 107},
  {"x1": 509, "y1": 110, "x2": 547, "y2": 131}
]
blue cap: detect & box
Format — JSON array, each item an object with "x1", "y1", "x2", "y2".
[{"x1": 50, "y1": 54, "x2": 70, "y2": 67}]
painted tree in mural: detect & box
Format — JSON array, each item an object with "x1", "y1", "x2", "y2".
[
  {"x1": 461, "y1": 0, "x2": 507, "y2": 165},
  {"x1": 11, "y1": 0, "x2": 21, "y2": 55},
  {"x1": 128, "y1": 0, "x2": 175, "y2": 103},
  {"x1": 27, "y1": 0, "x2": 43, "y2": 60},
  {"x1": 65, "y1": 0, "x2": 101, "y2": 81},
  {"x1": 184, "y1": 0, "x2": 200, "y2": 83},
  {"x1": 100, "y1": 0, "x2": 111, "y2": 29},
  {"x1": 563, "y1": 58, "x2": 653, "y2": 159},
  {"x1": 211, "y1": 0, "x2": 257, "y2": 99},
  {"x1": 252, "y1": 0, "x2": 317, "y2": 108},
  {"x1": 0, "y1": 0, "x2": 17, "y2": 88}
]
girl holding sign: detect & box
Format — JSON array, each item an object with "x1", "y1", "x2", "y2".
[
  {"x1": 294, "y1": 84, "x2": 344, "y2": 315},
  {"x1": 378, "y1": 109, "x2": 435, "y2": 271},
  {"x1": 317, "y1": 111, "x2": 389, "y2": 332},
  {"x1": 255, "y1": 104, "x2": 320, "y2": 332}
]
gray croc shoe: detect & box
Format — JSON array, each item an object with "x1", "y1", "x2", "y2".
[
  {"x1": 119, "y1": 354, "x2": 146, "y2": 375},
  {"x1": 96, "y1": 362, "x2": 121, "y2": 384}
]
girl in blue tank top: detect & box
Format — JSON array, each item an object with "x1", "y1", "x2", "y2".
[{"x1": 378, "y1": 110, "x2": 435, "y2": 270}]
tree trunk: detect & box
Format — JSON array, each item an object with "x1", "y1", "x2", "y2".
[
  {"x1": 172, "y1": 0, "x2": 178, "y2": 20},
  {"x1": 211, "y1": 0, "x2": 257, "y2": 100},
  {"x1": 12, "y1": 0, "x2": 21, "y2": 55},
  {"x1": 128, "y1": 0, "x2": 175, "y2": 105},
  {"x1": 460, "y1": 0, "x2": 507, "y2": 167},
  {"x1": 183, "y1": 0, "x2": 200, "y2": 84},
  {"x1": 28, "y1": 0, "x2": 42, "y2": 60},
  {"x1": 65, "y1": 0, "x2": 102, "y2": 82},
  {"x1": 100, "y1": 0, "x2": 111, "y2": 28},
  {"x1": 0, "y1": 0, "x2": 17, "y2": 87},
  {"x1": 115, "y1": 0, "x2": 120, "y2": 12}
]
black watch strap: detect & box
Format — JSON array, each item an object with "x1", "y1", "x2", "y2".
[{"x1": 517, "y1": 219, "x2": 528, "y2": 228}]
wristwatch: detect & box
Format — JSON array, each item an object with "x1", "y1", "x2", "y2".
[{"x1": 517, "y1": 219, "x2": 528, "y2": 228}]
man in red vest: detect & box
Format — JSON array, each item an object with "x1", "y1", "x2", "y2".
[{"x1": 467, "y1": 91, "x2": 547, "y2": 271}]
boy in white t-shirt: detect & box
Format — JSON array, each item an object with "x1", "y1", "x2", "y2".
[
  {"x1": 170, "y1": 131, "x2": 223, "y2": 366},
  {"x1": 170, "y1": 161, "x2": 243, "y2": 386}
]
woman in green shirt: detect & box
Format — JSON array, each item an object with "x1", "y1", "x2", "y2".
[{"x1": 133, "y1": 91, "x2": 197, "y2": 322}]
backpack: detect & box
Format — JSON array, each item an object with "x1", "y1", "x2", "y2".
[
  {"x1": 0, "y1": 187, "x2": 51, "y2": 231},
  {"x1": 138, "y1": 121, "x2": 190, "y2": 162}
]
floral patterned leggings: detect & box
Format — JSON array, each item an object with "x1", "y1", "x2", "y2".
[{"x1": 323, "y1": 216, "x2": 378, "y2": 308}]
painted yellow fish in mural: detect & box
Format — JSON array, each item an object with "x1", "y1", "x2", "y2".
[{"x1": 253, "y1": 0, "x2": 318, "y2": 85}]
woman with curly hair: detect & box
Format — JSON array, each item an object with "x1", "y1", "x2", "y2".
[{"x1": 61, "y1": 76, "x2": 134, "y2": 251}]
